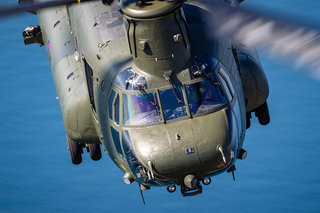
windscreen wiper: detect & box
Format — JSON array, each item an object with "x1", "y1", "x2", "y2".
[
  {"x1": 137, "y1": 85, "x2": 157, "y2": 107},
  {"x1": 126, "y1": 72, "x2": 157, "y2": 107},
  {"x1": 163, "y1": 72, "x2": 183, "y2": 104}
]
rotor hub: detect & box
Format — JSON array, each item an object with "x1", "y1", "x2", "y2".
[{"x1": 120, "y1": 0, "x2": 182, "y2": 19}]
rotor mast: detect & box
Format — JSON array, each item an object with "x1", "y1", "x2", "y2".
[{"x1": 120, "y1": 0, "x2": 191, "y2": 76}]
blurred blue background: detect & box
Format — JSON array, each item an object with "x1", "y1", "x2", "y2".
[{"x1": 0, "y1": 0, "x2": 320, "y2": 212}]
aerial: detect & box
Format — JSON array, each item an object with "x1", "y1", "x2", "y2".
[{"x1": 0, "y1": 0, "x2": 320, "y2": 212}]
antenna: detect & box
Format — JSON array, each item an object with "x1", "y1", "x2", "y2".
[{"x1": 139, "y1": 184, "x2": 146, "y2": 205}]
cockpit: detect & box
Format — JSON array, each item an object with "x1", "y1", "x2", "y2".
[
  {"x1": 107, "y1": 55, "x2": 240, "y2": 189},
  {"x1": 109, "y1": 55, "x2": 231, "y2": 126}
]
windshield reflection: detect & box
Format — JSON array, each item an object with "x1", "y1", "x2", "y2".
[
  {"x1": 159, "y1": 87, "x2": 187, "y2": 121},
  {"x1": 186, "y1": 80, "x2": 226, "y2": 115},
  {"x1": 121, "y1": 79, "x2": 227, "y2": 126},
  {"x1": 123, "y1": 93, "x2": 161, "y2": 125}
]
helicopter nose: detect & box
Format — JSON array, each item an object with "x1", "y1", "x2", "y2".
[{"x1": 126, "y1": 107, "x2": 237, "y2": 184}]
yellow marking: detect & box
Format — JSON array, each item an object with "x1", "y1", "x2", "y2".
[
  {"x1": 114, "y1": 158, "x2": 128, "y2": 172},
  {"x1": 120, "y1": 164, "x2": 126, "y2": 171},
  {"x1": 77, "y1": 0, "x2": 81, "y2": 3}
]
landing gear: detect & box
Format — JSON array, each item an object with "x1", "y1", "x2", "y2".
[
  {"x1": 66, "y1": 135, "x2": 102, "y2": 164},
  {"x1": 246, "y1": 101, "x2": 270, "y2": 128},
  {"x1": 254, "y1": 101, "x2": 270, "y2": 125},
  {"x1": 66, "y1": 134, "x2": 82, "y2": 165},
  {"x1": 88, "y1": 144, "x2": 102, "y2": 161}
]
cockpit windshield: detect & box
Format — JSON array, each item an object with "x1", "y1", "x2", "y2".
[
  {"x1": 120, "y1": 79, "x2": 226, "y2": 126},
  {"x1": 186, "y1": 80, "x2": 227, "y2": 115},
  {"x1": 112, "y1": 55, "x2": 228, "y2": 126},
  {"x1": 159, "y1": 86, "x2": 187, "y2": 121},
  {"x1": 123, "y1": 93, "x2": 161, "y2": 125}
]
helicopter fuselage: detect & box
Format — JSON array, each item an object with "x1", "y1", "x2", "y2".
[{"x1": 35, "y1": 0, "x2": 269, "y2": 194}]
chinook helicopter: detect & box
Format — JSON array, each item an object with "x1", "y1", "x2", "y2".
[{"x1": 2, "y1": 0, "x2": 320, "y2": 200}]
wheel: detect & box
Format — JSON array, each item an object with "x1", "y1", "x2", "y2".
[
  {"x1": 66, "y1": 135, "x2": 82, "y2": 165},
  {"x1": 254, "y1": 101, "x2": 270, "y2": 125},
  {"x1": 88, "y1": 144, "x2": 101, "y2": 161},
  {"x1": 88, "y1": 143, "x2": 102, "y2": 161}
]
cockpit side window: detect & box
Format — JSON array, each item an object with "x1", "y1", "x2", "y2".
[
  {"x1": 84, "y1": 59, "x2": 95, "y2": 111},
  {"x1": 159, "y1": 87, "x2": 187, "y2": 121},
  {"x1": 217, "y1": 75, "x2": 232, "y2": 101},
  {"x1": 108, "y1": 90, "x2": 116, "y2": 120},
  {"x1": 115, "y1": 94, "x2": 120, "y2": 125},
  {"x1": 186, "y1": 80, "x2": 227, "y2": 115},
  {"x1": 217, "y1": 67, "x2": 235, "y2": 102},
  {"x1": 110, "y1": 126, "x2": 124, "y2": 160},
  {"x1": 220, "y1": 68, "x2": 235, "y2": 95},
  {"x1": 123, "y1": 93, "x2": 161, "y2": 125},
  {"x1": 108, "y1": 90, "x2": 120, "y2": 125}
]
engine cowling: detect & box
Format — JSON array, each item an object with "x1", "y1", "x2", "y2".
[{"x1": 234, "y1": 44, "x2": 269, "y2": 113}]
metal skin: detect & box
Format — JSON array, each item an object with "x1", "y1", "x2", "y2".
[{"x1": 34, "y1": 0, "x2": 269, "y2": 194}]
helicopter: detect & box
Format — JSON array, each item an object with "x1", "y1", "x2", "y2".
[{"x1": 2, "y1": 0, "x2": 320, "y2": 201}]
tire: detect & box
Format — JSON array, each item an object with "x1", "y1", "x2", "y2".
[
  {"x1": 88, "y1": 144, "x2": 102, "y2": 161},
  {"x1": 66, "y1": 134, "x2": 82, "y2": 165}
]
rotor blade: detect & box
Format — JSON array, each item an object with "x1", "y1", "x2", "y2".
[
  {"x1": 0, "y1": 0, "x2": 81, "y2": 19},
  {"x1": 203, "y1": 1, "x2": 320, "y2": 79}
]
